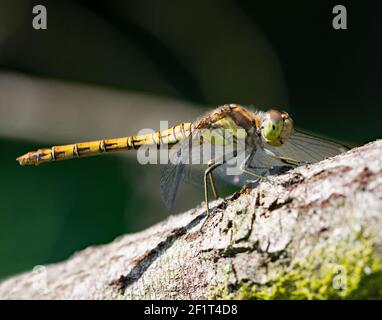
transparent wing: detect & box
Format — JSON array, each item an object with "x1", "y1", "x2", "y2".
[
  {"x1": 160, "y1": 126, "x2": 243, "y2": 209},
  {"x1": 160, "y1": 137, "x2": 190, "y2": 210},
  {"x1": 261, "y1": 130, "x2": 348, "y2": 165},
  {"x1": 213, "y1": 146, "x2": 294, "y2": 187},
  {"x1": 248, "y1": 146, "x2": 294, "y2": 174},
  {"x1": 160, "y1": 127, "x2": 348, "y2": 208}
]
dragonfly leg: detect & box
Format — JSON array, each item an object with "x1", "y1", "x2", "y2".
[
  {"x1": 262, "y1": 148, "x2": 303, "y2": 166},
  {"x1": 209, "y1": 171, "x2": 219, "y2": 199},
  {"x1": 203, "y1": 162, "x2": 223, "y2": 227},
  {"x1": 239, "y1": 149, "x2": 272, "y2": 183},
  {"x1": 240, "y1": 163, "x2": 273, "y2": 184},
  {"x1": 203, "y1": 171, "x2": 209, "y2": 217},
  {"x1": 240, "y1": 167, "x2": 267, "y2": 180}
]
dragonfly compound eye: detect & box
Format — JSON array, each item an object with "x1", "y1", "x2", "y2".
[
  {"x1": 279, "y1": 115, "x2": 294, "y2": 144},
  {"x1": 261, "y1": 110, "x2": 284, "y2": 146}
]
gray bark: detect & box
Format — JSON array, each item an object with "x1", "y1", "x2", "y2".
[{"x1": 1, "y1": 140, "x2": 382, "y2": 299}]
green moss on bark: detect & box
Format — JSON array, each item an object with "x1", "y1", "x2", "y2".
[{"x1": 209, "y1": 236, "x2": 382, "y2": 300}]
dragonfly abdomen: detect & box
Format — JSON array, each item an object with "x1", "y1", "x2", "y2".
[{"x1": 16, "y1": 122, "x2": 193, "y2": 166}]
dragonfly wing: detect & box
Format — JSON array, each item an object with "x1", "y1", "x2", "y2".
[
  {"x1": 262, "y1": 130, "x2": 348, "y2": 164},
  {"x1": 160, "y1": 125, "x2": 242, "y2": 208},
  {"x1": 214, "y1": 162, "x2": 251, "y2": 186},
  {"x1": 160, "y1": 162, "x2": 186, "y2": 210},
  {"x1": 222, "y1": 146, "x2": 292, "y2": 184},
  {"x1": 220, "y1": 130, "x2": 348, "y2": 186},
  {"x1": 160, "y1": 130, "x2": 210, "y2": 209},
  {"x1": 212, "y1": 147, "x2": 293, "y2": 188},
  {"x1": 249, "y1": 146, "x2": 294, "y2": 171},
  {"x1": 160, "y1": 137, "x2": 190, "y2": 209},
  {"x1": 161, "y1": 128, "x2": 348, "y2": 208}
]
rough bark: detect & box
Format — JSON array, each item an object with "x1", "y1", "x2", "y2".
[{"x1": 1, "y1": 140, "x2": 382, "y2": 300}]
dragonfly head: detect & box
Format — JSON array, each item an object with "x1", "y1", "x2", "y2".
[{"x1": 260, "y1": 109, "x2": 294, "y2": 146}]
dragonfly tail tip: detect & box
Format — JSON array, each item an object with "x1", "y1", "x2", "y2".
[
  {"x1": 16, "y1": 155, "x2": 25, "y2": 166},
  {"x1": 16, "y1": 153, "x2": 33, "y2": 166}
]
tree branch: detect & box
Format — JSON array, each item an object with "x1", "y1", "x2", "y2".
[{"x1": 1, "y1": 140, "x2": 382, "y2": 299}]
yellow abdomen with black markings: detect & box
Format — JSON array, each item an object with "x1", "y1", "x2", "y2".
[{"x1": 16, "y1": 122, "x2": 193, "y2": 166}]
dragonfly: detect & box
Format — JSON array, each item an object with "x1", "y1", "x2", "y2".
[{"x1": 16, "y1": 104, "x2": 348, "y2": 219}]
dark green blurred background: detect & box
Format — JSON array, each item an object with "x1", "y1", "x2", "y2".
[{"x1": 0, "y1": 0, "x2": 381, "y2": 280}]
